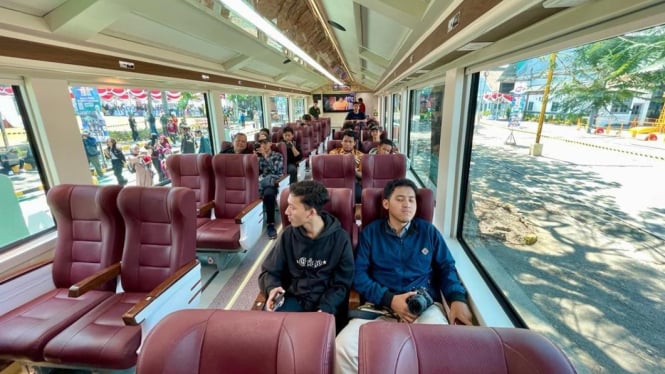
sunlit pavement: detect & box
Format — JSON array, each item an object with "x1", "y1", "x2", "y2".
[{"x1": 473, "y1": 119, "x2": 665, "y2": 374}]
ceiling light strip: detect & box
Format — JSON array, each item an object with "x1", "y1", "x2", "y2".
[{"x1": 218, "y1": 0, "x2": 343, "y2": 85}]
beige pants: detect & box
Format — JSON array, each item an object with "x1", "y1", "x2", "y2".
[{"x1": 334, "y1": 303, "x2": 448, "y2": 374}]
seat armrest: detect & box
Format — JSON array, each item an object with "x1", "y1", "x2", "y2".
[
  {"x1": 68, "y1": 263, "x2": 121, "y2": 297},
  {"x1": 234, "y1": 198, "x2": 263, "y2": 223},
  {"x1": 197, "y1": 200, "x2": 215, "y2": 216},
  {"x1": 251, "y1": 292, "x2": 266, "y2": 311},
  {"x1": 349, "y1": 289, "x2": 361, "y2": 310},
  {"x1": 0, "y1": 258, "x2": 52, "y2": 285},
  {"x1": 122, "y1": 259, "x2": 200, "y2": 325},
  {"x1": 274, "y1": 175, "x2": 288, "y2": 187}
]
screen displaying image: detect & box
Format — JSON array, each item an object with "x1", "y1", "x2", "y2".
[{"x1": 322, "y1": 93, "x2": 355, "y2": 113}]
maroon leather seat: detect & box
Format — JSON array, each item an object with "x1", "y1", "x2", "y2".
[
  {"x1": 279, "y1": 186, "x2": 357, "y2": 248},
  {"x1": 327, "y1": 139, "x2": 343, "y2": 153},
  {"x1": 360, "y1": 154, "x2": 407, "y2": 190},
  {"x1": 312, "y1": 153, "x2": 356, "y2": 190},
  {"x1": 361, "y1": 187, "x2": 434, "y2": 228},
  {"x1": 136, "y1": 310, "x2": 336, "y2": 374},
  {"x1": 196, "y1": 154, "x2": 262, "y2": 255},
  {"x1": 0, "y1": 184, "x2": 124, "y2": 362},
  {"x1": 166, "y1": 153, "x2": 214, "y2": 227},
  {"x1": 43, "y1": 186, "x2": 199, "y2": 370},
  {"x1": 359, "y1": 323, "x2": 576, "y2": 374}
]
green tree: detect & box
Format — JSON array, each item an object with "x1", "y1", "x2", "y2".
[{"x1": 556, "y1": 25, "x2": 665, "y2": 129}]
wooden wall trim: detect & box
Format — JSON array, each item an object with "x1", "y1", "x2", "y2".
[{"x1": 0, "y1": 36, "x2": 310, "y2": 95}]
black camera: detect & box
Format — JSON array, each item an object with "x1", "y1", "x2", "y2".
[
  {"x1": 286, "y1": 142, "x2": 293, "y2": 149},
  {"x1": 406, "y1": 287, "x2": 434, "y2": 316}
]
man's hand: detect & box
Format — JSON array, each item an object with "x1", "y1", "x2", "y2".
[
  {"x1": 448, "y1": 301, "x2": 473, "y2": 325},
  {"x1": 265, "y1": 286, "x2": 285, "y2": 312},
  {"x1": 390, "y1": 292, "x2": 418, "y2": 323}
]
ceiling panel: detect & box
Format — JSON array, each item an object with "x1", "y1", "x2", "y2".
[
  {"x1": 364, "y1": 7, "x2": 409, "y2": 59},
  {"x1": 0, "y1": 0, "x2": 67, "y2": 17}
]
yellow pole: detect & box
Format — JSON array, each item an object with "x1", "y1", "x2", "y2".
[{"x1": 535, "y1": 53, "x2": 557, "y2": 144}]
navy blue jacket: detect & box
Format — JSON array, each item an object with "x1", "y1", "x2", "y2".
[{"x1": 354, "y1": 217, "x2": 467, "y2": 308}]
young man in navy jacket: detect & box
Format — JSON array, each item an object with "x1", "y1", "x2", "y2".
[{"x1": 335, "y1": 178, "x2": 473, "y2": 373}]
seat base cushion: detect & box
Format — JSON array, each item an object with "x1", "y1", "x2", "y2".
[
  {"x1": 43, "y1": 292, "x2": 144, "y2": 370},
  {"x1": 0, "y1": 288, "x2": 114, "y2": 362},
  {"x1": 196, "y1": 219, "x2": 240, "y2": 250}
]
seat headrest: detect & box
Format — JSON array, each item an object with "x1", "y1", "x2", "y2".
[{"x1": 137, "y1": 310, "x2": 336, "y2": 374}]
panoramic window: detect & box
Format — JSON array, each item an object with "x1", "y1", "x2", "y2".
[
  {"x1": 293, "y1": 97, "x2": 305, "y2": 120},
  {"x1": 0, "y1": 85, "x2": 54, "y2": 250},
  {"x1": 407, "y1": 85, "x2": 443, "y2": 190},
  {"x1": 461, "y1": 25, "x2": 665, "y2": 373},
  {"x1": 222, "y1": 93, "x2": 264, "y2": 140},
  {"x1": 70, "y1": 86, "x2": 211, "y2": 186},
  {"x1": 268, "y1": 95, "x2": 289, "y2": 128}
]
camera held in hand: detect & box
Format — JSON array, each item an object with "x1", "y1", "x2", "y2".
[
  {"x1": 406, "y1": 287, "x2": 434, "y2": 316},
  {"x1": 286, "y1": 142, "x2": 293, "y2": 149}
]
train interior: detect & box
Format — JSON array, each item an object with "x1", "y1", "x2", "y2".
[{"x1": 0, "y1": 0, "x2": 664, "y2": 373}]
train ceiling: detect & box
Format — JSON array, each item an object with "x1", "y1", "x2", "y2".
[{"x1": 0, "y1": 0, "x2": 662, "y2": 93}]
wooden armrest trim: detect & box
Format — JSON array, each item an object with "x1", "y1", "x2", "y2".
[
  {"x1": 251, "y1": 291, "x2": 266, "y2": 311},
  {"x1": 348, "y1": 289, "x2": 361, "y2": 310},
  {"x1": 0, "y1": 258, "x2": 53, "y2": 285},
  {"x1": 233, "y1": 198, "x2": 263, "y2": 223},
  {"x1": 197, "y1": 200, "x2": 215, "y2": 216},
  {"x1": 122, "y1": 259, "x2": 199, "y2": 325},
  {"x1": 274, "y1": 175, "x2": 288, "y2": 186},
  {"x1": 68, "y1": 263, "x2": 121, "y2": 297}
]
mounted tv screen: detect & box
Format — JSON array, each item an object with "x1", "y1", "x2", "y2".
[{"x1": 322, "y1": 93, "x2": 355, "y2": 113}]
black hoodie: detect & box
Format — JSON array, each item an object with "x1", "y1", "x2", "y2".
[{"x1": 259, "y1": 212, "x2": 354, "y2": 314}]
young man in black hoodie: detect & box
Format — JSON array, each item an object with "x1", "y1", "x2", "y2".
[{"x1": 258, "y1": 180, "x2": 354, "y2": 320}]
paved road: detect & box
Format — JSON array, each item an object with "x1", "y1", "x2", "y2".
[{"x1": 470, "y1": 120, "x2": 664, "y2": 373}]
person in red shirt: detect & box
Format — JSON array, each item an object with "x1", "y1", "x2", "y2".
[{"x1": 357, "y1": 98, "x2": 366, "y2": 113}]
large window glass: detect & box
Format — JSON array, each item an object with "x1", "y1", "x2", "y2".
[
  {"x1": 406, "y1": 86, "x2": 443, "y2": 190},
  {"x1": 293, "y1": 97, "x2": 305, "y2": 120},
  {"x1": 269, "y1": 95, "x2": 289, "y2": 128},
  {"x1": 0, "y1": 85, "x2": 54, "y2": 250},
  {"x1": 461, "y1": 25, "x2": 665, "y2": 373},
  {"x1": 222, "y1": 94, "x2": 264, "y2": 139},
  {"x1": 70, "y1": 86, "x2": 211, "y2": 186}
]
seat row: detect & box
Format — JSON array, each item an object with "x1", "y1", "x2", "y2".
[
  {"x1": 0, "y1": 184, "x2": 200, "y2": 372},
  {"x1": 136, "y1": 309, "x2": 577, "y2": 374},
  {"x1": 166, "y1": 153, "x2": 269, "y2": 269}
]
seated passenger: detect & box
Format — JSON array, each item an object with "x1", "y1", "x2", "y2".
[
  {"x1": 221, "y1": 132, "x2": 252, "y2": 154},
  {"x1": 345, "y1": 101, "x2": 366, "y2": 121},
  {"x1": 368, "y1": 125, "x2": 382, "y2": 143},
  {"x1": 257, "y1": 128, "x2": 270, "y2": 142},
  {"x1": 335, "y1": 178, "x2": 473, "y2": 374},
  {"x1": 328, "y1": 131, "x2": 363, "y2": 203},
  {"x1": 257, "y1": 138, "x2": 283, "y2": 239},
  {"x1": 282, "y1": 127, "x2": 302, "y2": 184},
  {"x1": 369, "y1": 138, "x2": 395, "y2": 155},
  {"x1": 258, "y1": 180, "x2": 354, "y2": 320},
  {"x1": 300, "y1": 114, "x2": 313, "y2": 126}
]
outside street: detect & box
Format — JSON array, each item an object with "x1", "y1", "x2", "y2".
[{"x1": 466, "y1": 119, "x2": 664, "y2": 373}]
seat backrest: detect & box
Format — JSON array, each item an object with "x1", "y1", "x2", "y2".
[
  {"x1": 327, "y1": 139, "x2": 342, "y2": 153},
  {"x1": 311, "y1": 154, "x2": 356, "y2": 192},
  {"x1": 47, "y1": 184, "x2": 124, "y2": 290},
  {"x1": 165, "y1": 154, "x2": 214, "y2": 209},
  {"x1": 279, "y1": 187, "x2": 355, "y2": 242},
  {"x1": 361, "y1": 154, "x2": 407, "y2": 189},
  {"x1": 211, "y1": 153, "x2": 259, "y2": 219},
  {"x1": 116, "y1": 186, "x2": 196, "y2": 293},
  {"x1": 361, "y1": 187, "x2": 434, "y2": 228},
  {"x1": 271, "y1": 142, "x2": 288, "y2": 176},
  {"x1": 136, "y1": 310, "x2": 335, "y2": 374},
  {"x1": 358, "y1": 323, "x2": 576, "y2": 374}
]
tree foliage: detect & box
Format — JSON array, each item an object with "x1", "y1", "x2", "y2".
[{"x1": 556, "y1": 25, "x2": 665, "y2": 122}]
